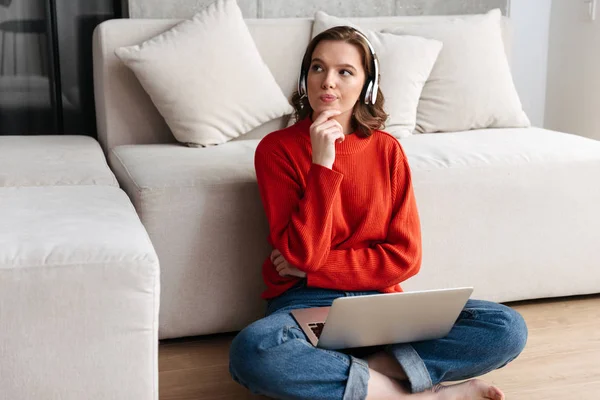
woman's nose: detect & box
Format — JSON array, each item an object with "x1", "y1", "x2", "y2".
[{"x1": 321, "y1": 72, "x2": 336, "y2": 89}]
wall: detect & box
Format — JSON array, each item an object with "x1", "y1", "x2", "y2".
[
  {"x1": 508, "y1": 0, "x2": 551, "y2": 128},
  {"x1": 125, "y1": 0, "x2": 508, "y2": 19},
  {"x1": 545, "y1": 0, "x2": 600, "y2": 140}
]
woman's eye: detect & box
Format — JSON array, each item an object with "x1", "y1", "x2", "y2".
[
  {"x1": 340, "y1": 69, "x2": 353, "y2": 76},
  {"x1": 311, "y1": 64, "x2": 323, "y2": 72}
]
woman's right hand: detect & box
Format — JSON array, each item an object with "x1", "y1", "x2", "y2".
[
  {"x1": 271, "y1": 249, "x2": 306, "y2": 278},
  {"x1": 310, "y1": 110, "x2": 345, "y2": 169}
]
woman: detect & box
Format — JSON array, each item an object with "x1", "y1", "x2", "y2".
[{"x1": 229, "y1": 26, "x2": 527, "y2": 400}]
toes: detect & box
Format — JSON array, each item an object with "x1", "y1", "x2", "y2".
[{"x1": 488, "y1": 385, "x2": 505, "y2": 400}]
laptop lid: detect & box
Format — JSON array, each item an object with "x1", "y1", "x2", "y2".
[{"x1": 317, "y1": 287, "x2": 473, "y2": 350}]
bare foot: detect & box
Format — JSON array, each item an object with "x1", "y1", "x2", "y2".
[{"x1": 432, "y1": 379, "x2": 504, "y2": 400}]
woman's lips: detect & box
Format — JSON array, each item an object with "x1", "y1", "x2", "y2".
[{"x1": 320, "y1": 94, "x2": 337, "y2": 103}]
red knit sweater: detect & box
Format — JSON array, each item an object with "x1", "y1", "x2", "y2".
[{"x1": 255, "y1": 117, "x2": 422, "y2": 299}]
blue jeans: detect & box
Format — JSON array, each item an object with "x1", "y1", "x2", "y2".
[{"x1": 229, "y1": 281, "x2": 528, "y2": 400}]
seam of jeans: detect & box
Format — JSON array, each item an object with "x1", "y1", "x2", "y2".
[
  {"x1": 386, "y1": 343, "x2": 433, "y2": 393},
  {"x1": 342, "y1": 356, "x2": 370, "y2": 400}
]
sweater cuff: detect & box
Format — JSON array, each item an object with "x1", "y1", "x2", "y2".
[
  {"x1": 306, "y1": 163, "x2": 344, "y2": 198},
  {"x1": 309, "y1": 163, "x2": 344, "y2": 180}
]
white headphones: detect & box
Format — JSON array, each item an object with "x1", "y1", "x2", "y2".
[{"x1": 297, "y1": 27, "x2": 380, "y2": 105}]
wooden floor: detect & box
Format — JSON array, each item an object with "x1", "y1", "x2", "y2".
[{"x1": 159, "y1": 294, "x2": 600, "y2": 399}]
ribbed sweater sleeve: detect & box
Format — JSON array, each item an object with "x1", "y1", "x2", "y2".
[
  {"x1": 306, "y1": 147, "x2": 422, "y2": 291},
  {"x1": 255, "y1": 140, "x2": 344, "y2": 271}
]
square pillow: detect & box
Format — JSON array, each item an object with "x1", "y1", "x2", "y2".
[
  {"x1": 115, "y1": 0, "x2": 293, "y2": 146},
  {"x1": 383, "y1": 9, "x2": 530, "y2": 133},
  {"x1": 313, "y1": 11, "x2": 442, "y2": 138}
]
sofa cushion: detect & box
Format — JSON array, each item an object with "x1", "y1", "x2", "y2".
[
  {"x1": 402, "y1": 127, "x2": 600, "y2": 170},
  {"x1": 112, "y1": 128, "x2": 600, "y2": 183},
  {"x1": 0, "y1": 135, "x2": 118, "y2": 187},
  {"x1": 383, "y1": 9, "x2": 530, "y2": 133},
  {"x1": 114, "y1": 0, "x2": 293, "y2": 147}
]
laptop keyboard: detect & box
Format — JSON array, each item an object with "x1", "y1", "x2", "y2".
[{"x1": 308, "y1": 322, "x2": 325, "y2": 338}]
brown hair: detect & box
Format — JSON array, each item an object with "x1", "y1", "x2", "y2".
[{"x1": 291, "y1": 26, "x2": 387, "y2": 137}]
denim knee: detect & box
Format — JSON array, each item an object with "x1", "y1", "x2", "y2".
[
  {"x1": 229, "y1": 316, "x2": 307, "y2": 393},
  {"x1": 493, "y1": 304, "x2": 528, "y2": 365},
  {"x1": 229, "y1": 322, "x2": 269, "y2": 390}
]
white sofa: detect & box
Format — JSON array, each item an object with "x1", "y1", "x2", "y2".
[{"x1": 93, "y1": 16, "x2": 600, "y2": 340}]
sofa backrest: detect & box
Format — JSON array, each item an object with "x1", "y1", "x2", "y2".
[{"x1": 93, "y1": 15, "x2": 512, "y2": 152}]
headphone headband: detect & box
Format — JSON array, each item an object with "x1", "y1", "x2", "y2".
[{"x1": 298, "y1": 27, "x2": 379, "y2": 105}]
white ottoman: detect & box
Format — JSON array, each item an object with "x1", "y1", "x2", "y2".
[{"x1": 0, "y1": 136, "x2": 159, "y2": 400}]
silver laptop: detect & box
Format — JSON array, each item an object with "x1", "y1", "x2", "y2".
[{"x1": 290, "y1": 287, "x2": 473, "y2": 350}]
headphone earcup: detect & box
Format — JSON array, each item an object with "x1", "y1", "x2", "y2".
[
  {"x1": 364, "y1": 80, "x2": 374, "y2": 104},
  {"x1": 298, "y1": 71, "x2": 307, "y2": 97}
]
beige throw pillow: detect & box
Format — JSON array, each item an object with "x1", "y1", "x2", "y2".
[
  {"x1": 115, "y1": 0, "x2": 293, "y2": 146},
  {"x1": 383, "y1": 9, "x2": 530, "y2": 133},
  {"x1": 313, "y1": 12, "x2": 442, "y2": 138}
]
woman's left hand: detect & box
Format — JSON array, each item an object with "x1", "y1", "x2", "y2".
[{"x1": 270, "y1": 249, "x2": 307, "y2": 278}]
